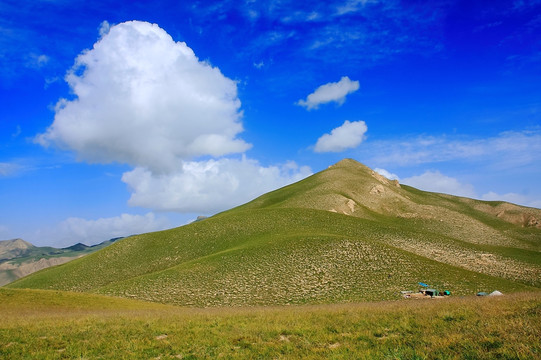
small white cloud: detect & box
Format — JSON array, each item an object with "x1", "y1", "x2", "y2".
[
  {"x1": 44, "y1": 76, "x2": 60, "y2": 88},
  {"x1": 281, "y1": 10, "x2": 321, "y2": 23},
  {"x1": 35, "y1": 21, "x2": 250, "y2": 173},
  {"x1": 306, "y1": 11, "x2": 321, "y2": 21},
  {"x1": 247, "y1": 9, "x2": 259, "y2": 20},
  {"x1": 336, "y1": 0, "x2": 375, "y2": 16},
  {"x1": 0, "y1": 162, "x2": 21, "y2": 177},
  {"x1": 25, "y1": 53, "x2": 49, "y2": 69},
  {"x1": 374, "y1": 168, "x2": 399, "y2": 180},
  {"x1": 33, "y1": 213, "x2": 169, "y2": 247},
  {"x1": 122, "y1": 157, "x2": 312, "y2": 213},
  {"x1": 98, "y1": 20, "x2": 111, "y2": 37},
  {"x1": 253, "y1": 61, "x2": 264, "y2": 69},
  {"x1": 297, "y1": 76, "x2": 359, "y2": 110},
  {"x1": 482, "y1": 192, "x2": 541, "y2": 209},
  {"x1": 314, "y1": 120, "x2": 367, "y2": 153},
  {"x1": 402, "y1": 171, "x2": 476, "y2": 198},
  {"x1": 36, "y1": 54, "x2": 49, "y2": 66},
  {"x1": 11, "y1": 125, "x2": 21, "y2": 138}
]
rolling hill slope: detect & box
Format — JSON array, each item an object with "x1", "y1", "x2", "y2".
[{"x1": 8, "y1": 159, "x2": 541, "y2": 306}]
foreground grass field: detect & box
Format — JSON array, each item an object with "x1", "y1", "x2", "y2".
[{"x1": 1, "y1": 289, "x2": 539, "y2": 359}]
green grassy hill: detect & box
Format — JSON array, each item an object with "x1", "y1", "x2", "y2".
[{"x1": 7, "y1": 159, "x2": 541, "y2": 306}]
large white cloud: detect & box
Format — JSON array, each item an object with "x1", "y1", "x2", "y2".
[
  {"x1": 401, "y1": 171, "x2": 476, "y2": 198},
  {"x1": 122, "y1": 157, "x2": 312, "y2": 213},
  {"x1": 297, "y1": 76, "x2": 359, "y2": 110},
  {"x1": 33, "y1": 20, "x2": 313, "y2": 217},
  {"x1": 35, "y1": 21, "x2": 250, "y2": 173},
  {"x1": 314, "y1": 120, "x2": 367, "y2": 153},
  {"x1": 32, "y1": 213, "x2": 170, "y2": 247}
]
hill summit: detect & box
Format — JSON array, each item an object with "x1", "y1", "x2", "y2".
[
  {"x1": 239, "y1": 158, "x2": 540, "y2": 228},
  {"x1": 8, "y1": 159, "x2": 541, "y2": 306}
]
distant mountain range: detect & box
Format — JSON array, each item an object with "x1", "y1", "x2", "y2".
[
  {"x1": 0, "y1": 238, "x2": 121, "y2": 286},
  {"x1": 7, "y1": 159, "x2": 541, "y2": 306}
]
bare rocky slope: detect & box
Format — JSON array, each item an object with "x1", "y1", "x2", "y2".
[
  {"x1": 0, "y1": 239, "x2": 35, "y2": 261},
  {"x1": 8, "y1": 159, "x2": 541, "y2": 306}
]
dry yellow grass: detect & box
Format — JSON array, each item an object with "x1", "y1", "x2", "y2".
[{"x1": 1, "y1": 288, "x2": 540, "y2": 359}]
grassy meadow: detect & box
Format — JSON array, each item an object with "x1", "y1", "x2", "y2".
[{"x1": 1, "y1": 288, "x2": 540, "y2": 359}]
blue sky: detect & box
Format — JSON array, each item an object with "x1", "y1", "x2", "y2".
[{"x1": 1, "y1": 0, "x2": 540, "y2": 247}]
